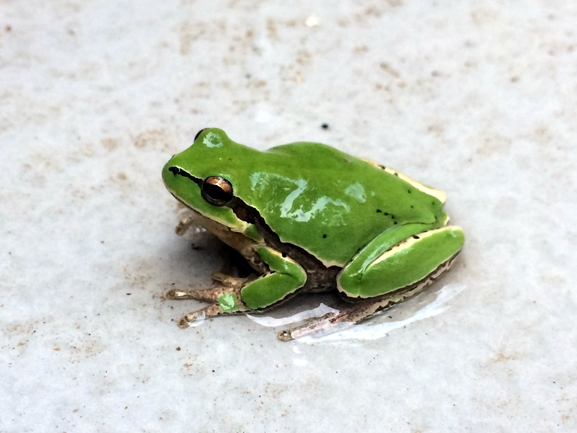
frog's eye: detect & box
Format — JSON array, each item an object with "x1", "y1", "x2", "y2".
[
  {"x1": 202, "y1": 176, "x2": 233, "y2": 206},
  {"x1": 194, "y1": 128, "x2": 208, "y2": 142}
]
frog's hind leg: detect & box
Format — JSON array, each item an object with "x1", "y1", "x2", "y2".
[
  {"x1": 277, "y1": 297, "x2": 392, "y2": 341},
  {"x1": 278, "y1": 252, "x2": 460, "y2": 341},
  {"x1": 337, "y1": 225, "x2": 464, "y2": 299},
  {"x1": 277, "y1": 244, "x2": 462, "y2": 341}
]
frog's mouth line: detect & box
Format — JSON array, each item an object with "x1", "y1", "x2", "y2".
[{"x1": 168, "y1": 166, "x2": 202, "y2": 187}]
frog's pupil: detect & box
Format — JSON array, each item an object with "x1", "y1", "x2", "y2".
[
  {"x1": 202, "y1": 176, "x2": 233, "y2": 206},
  {"x1": 205, "y1": 184, "x2": 228, "y2": 201}
]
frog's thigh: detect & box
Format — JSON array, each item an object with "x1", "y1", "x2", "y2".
[
  {"x1": 338, "y1": 226, "x2": 465, "y2": 298},
  {"x1": 240, "y1": 247, "x2": 307, "y2": 309}
]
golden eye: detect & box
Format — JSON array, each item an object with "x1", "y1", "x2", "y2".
[{"x1": 201, "y1": 176, "x2": 233, "y2": 206}]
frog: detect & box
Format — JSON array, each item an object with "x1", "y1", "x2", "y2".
[{"x1": 162, "y1": 128, "x2": 464, "y2": 341}]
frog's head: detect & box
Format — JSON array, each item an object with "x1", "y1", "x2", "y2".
[{"x1": 162, "y1": 128, "x2": 255, "y2": 230}]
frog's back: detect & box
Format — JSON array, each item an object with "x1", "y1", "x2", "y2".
[
  {"x1": 238, "y1": 141, "x2": 448, "y2": 267},
  {"x1": 266, "y1": 141, "x2": 364, "y2": 170}
]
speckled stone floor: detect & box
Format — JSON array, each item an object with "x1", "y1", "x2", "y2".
[{"x1": 2, "y1": 1, "x2": 577, "y2": 432}]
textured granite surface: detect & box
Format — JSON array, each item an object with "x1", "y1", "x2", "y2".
[{"x1": 2, "y1": 1, "x2": 577, "y2": 431}]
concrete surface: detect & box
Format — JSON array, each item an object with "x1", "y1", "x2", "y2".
[{"x1": 2, "y1": 1, "x2": 577, "y2": 432}]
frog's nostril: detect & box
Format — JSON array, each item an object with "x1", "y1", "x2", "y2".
[{"x1": 168, "y1": 167, "x2": 201, "y2": 185}]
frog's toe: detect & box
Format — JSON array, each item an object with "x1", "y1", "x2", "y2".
[
  {"x1": 276, "y1": 312, "x2": 339, "y2": 341},
  {"x1": 176, "y1": 303, "x2": 247, "y2": 329},
  {"x1": 166, "y1": 289, "x2": 194, "y2": 300},
  {"x1": 176, "y1": 306, "x2": 214, "y2": 328},
  {"x1": 177, "y1": 316, "x2": 193, "y2": 328},
  {"x1": 277, "y1": 329, "x2": 293, "y2": 342},
  {"x1": 179, "y1": 310, "x2": 207, "y2": 327},
  {"x1": 174, "y1": 209, "x2": 199, "y2": 235},
  {"x1": 166, "y1": 287, "x2": 230, "y2": 302}
]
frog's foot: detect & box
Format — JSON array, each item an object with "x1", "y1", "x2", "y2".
[
  {"x1": 176, "y1": 302, "x2": 249, "y2": 328},
  {"x1": 167, "y1": 275, "x2": 251, "y2": 327},
  {"x1": 174, "y1": 208, "x2": 199, "y2": 236},
  {"x1": 277, "y1": 297, "x2": 392, "y2": 341},
  {"x1": 168, "y1": 246, "x2": 307, "y2": 331},
  {"x1": 174, "y1": 289, "x2": 250, "y2": 328}
]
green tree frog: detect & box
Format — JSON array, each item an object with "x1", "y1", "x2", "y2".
[{"x1": 163, "y1": 128, "x2": 464, "y2": 340}]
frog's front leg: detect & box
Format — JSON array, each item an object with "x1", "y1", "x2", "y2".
[
  {"x1": 167, "y1": 246, "x2": 307, "y2": 328},
  {"x1": 165, "y1": 273, "x2": 250, "y2": 328},
  {"x1": 278, "y1": 224, "x2": 464, "y2": 341}
]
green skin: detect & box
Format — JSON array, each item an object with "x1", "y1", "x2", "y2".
[{"x1": 162, "y1": 128, "x2": 464, "y2": 314}]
